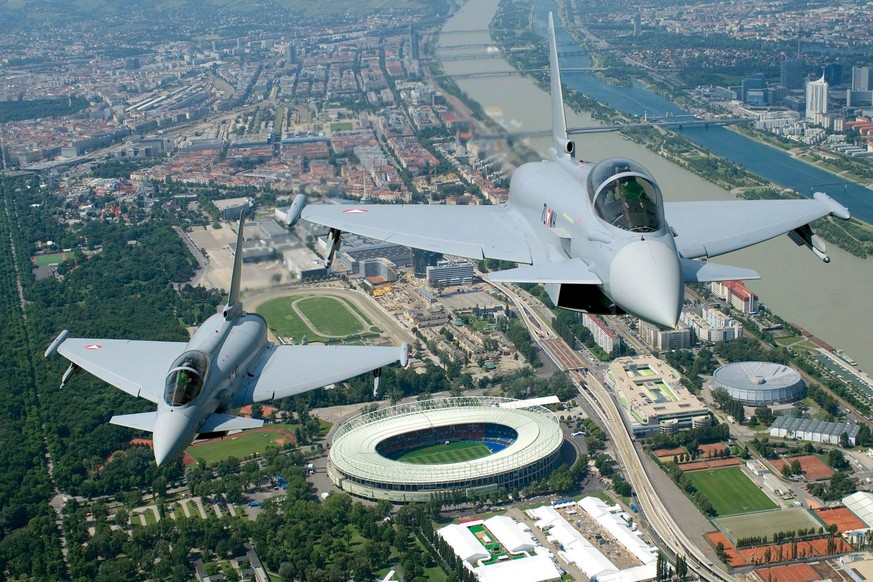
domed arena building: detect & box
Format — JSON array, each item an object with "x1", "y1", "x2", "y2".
[
  {"x1": 711, "y1": 361, "x2": 806, "y2": 406},
  {"x1": 327, "y1": 397, "x2": 564, "y2": 502}
]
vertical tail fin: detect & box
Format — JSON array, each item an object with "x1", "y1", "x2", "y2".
[
  {"x1": 548, "y1": 13, "x2": 575, "y2": 158},
  {"x1": 224, "y1": 205, "x2": 249, "y2": 318}
]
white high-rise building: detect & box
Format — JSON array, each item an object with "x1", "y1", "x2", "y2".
[{"x1": 806, "y1": 74, "x2": 829, "y2": 123}]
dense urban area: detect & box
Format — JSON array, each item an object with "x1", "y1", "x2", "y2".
[{"x1": 2, "y1": 0, "x2": 873, "y2": 581}]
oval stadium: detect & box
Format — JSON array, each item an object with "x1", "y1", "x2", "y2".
[
  {"x1": 327, "y1": 397, "x2": 564, "y2": 502},
  {"x1": 711, "y1": 361, "x2": 806, "y2": 405}
]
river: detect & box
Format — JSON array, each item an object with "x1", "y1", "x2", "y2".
[
  {"x1": 438, "y1": 0, "x2": 873, "y2": 374},
  {"x1": 527, "y1": 0, "x2": 873, "y2": 223}
]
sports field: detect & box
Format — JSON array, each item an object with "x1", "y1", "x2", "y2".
[
  {"x1": 189, "y1": 422, "x2": 315, "y2": 465},
  {"x1": 717, "y1": 507, "x2": 821, "y2": 541},
  {"x1": 257, "y1": 294, "x2": 379, "y2": 343},
  {"x1": 686, "y1": 466, "x2": 777, "y2": 516},
  {"x1": 396, "y1": 441, "x2": 492, "y2": 465},
  {"x1": 32, "y1": 251, "x2": 67, "y2": 267},
  {"x1": 296, "y1": 296, "x2": 369, "y2": 336}
]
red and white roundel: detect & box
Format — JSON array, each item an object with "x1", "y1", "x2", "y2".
[
  {"x1": 342, "y1": 208, "x2": 368, "y2": 214},
  {"x1": 85, "y1": 344, "x2": 102, "y2": 350}
]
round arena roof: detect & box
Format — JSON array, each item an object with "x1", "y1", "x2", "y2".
[
  {"x1": 328, "y1": 396, "x2": 563, "y2": 501},
  {"x1": 712, "y1": 361, "x2": 806, "y2": 405}
]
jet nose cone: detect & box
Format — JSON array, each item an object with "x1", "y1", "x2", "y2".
[
  {"x1": 152, "y1": 409, "x2": 192, "y2": 467},
  {"x1": 609, "y1": 239, "x2": 683, "y2": 327}
]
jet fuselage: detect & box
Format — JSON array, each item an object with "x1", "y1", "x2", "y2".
[
  {"x1": 509, "y1": 152, "x2": 683, "y2": 326},
  {"x1": 153, "y1": 311, "x2": 268, "y2": 464}
]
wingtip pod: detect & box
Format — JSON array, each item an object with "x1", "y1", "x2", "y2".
[
  {"x1": 814, "y1": 192, "x2": 850, "y2": 220},
  {"x1": 45, "y1": 329, "x2": 69, "y2": 358},
  {"x1": 285, "y1": 194, "x2": 307, "y2": 227}
]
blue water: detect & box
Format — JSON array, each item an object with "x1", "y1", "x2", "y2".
[{"x1": 532, "y1": 0, "x2": 873, "y2": 223}]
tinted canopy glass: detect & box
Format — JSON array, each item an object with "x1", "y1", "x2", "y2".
[
  {"x1": 164, "y1": 350, "x2": 209, "y2": 407},
  {"x1": 589, "y1": 158, "x2": 664, "y2": 233}
]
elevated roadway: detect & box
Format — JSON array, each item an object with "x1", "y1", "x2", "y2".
[{"x1": 489, "y1": 278, "x2": 734, "y2": 579}]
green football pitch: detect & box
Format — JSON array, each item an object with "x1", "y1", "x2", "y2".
[
  {"x1": 396, "y1": 441, "x2": 492, "y2": 465},
  {"x1": 686, "y1": 466, "x2": 777, "y2": 516}
]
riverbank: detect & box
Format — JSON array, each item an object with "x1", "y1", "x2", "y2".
[{"x1": 487, "y1": 0, "x2": 873, "y2": 260}]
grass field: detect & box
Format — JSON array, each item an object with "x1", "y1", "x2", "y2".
[
  {"x1": 686, "y1": 467, "x2": 777, "y2": 516},
  {"x1": 296, "y1": 296, "x2": 367, "y2": 336},
  {"x1": 189, "y1": 423, "x2": 300, "y2": 465},
  {"x1": 32, "y1": 252, "x2": 66, "y2": 267},
  {"x1": 716, "y1": 507, "x2": 822, "y2": 542},
  {"x1": 257, "y1": 294, "x2": 379, "y2": 343},
  {"x1": 397, "y1": 441, "x2": 492, "y2": 465}
]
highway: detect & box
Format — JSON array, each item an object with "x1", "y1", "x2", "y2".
[{"x1": 489, "y1": 278, "x2": 733, "y2": 580}]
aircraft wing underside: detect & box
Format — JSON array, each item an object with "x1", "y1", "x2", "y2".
[
  {"x1": 57, "y1": 338, "x2": 186, "y2": 403},
  {"x1": 234, "y1": 344, "x2": 406, "y2": 406},
  {"x1": 301, "y1": 204, "x2": 541, "y2": 264},
  {"x1": 665, "y1": 199, "x2": 839, "y2": 259}
]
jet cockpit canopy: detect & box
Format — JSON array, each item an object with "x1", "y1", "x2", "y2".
[
  {"x1": 588, "y1": 158, "x2": 664, "y2": 233},
  {"x1": 164, "y1": 350, "x2": 209, "y2": 407}
]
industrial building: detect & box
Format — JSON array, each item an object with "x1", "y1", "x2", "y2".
[
  {"x1": 214, "y1": 196, "x2": 254, "y2": 220},
  {"x1": 711, "y1": 362, "x2": 806, "y2": 405},
  {"x1": 282, "y1": 247, "x2": 327, "y2": 281},
  {"x1": 426, "y1": 259, "x2": 474, "y2": 287},
  {"x1": 769, "y1": 416, "x2": 860, "y2": 446},
  {"x1": 605, "y1": 356, "x2": 710, "y2": 437},
  {"x1": 358, "y1": 257, "x2": 398, "y2": 283}
]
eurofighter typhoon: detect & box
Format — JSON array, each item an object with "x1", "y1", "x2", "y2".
[{"x1": 301, "y1": 13, "x2": 850, "y2": 328}]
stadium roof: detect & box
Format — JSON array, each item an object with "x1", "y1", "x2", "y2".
[
  {"x1": 330, "y1": 397, "x2": 563, "y2": 487},
  {"x1": 437, "y1": 524, "x2": 490, "y2": 564},
  {"x1": 713, "y1": 362, "x2": 802, "y2": 391},
  {"x1": 499, "y1": 396, "x2": 560, "y2": 409}
]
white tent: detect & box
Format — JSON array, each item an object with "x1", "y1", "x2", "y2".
[
  {"x1": 483, "y1": 515, "x2": 537, "y2": 554},
  {"x1": 476, "y1": 555, "x2": 562, "y2": 582},
  {"x1": 437, "y1": 524, "x2": 490, "y2": 564}
]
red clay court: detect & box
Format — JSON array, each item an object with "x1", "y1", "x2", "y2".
[
  {"x1": 770, "y1": 455, "x2": 833, "y2": 480},
  {"x1": 706, "y1": 532, "x2": 851, "y2": 568},
  {"x1": 816, "y1": 507, "x2": 866, "y2": 532},
  {"x1": 680, "y1": 457, "x2": 742, "y2": 472},
  {"x1": 698, "y1": 442, "x2": 729, "y2": 456},
  {"x1": 706, "y1": 532, "x2": 745, "y2": 568},
  {"x1": 754, "y1": 563, "x2": 819, "y2": 582},
  {"x1": 740, "y1": 537, "x2": 851, "y2": 565},
  {"x1": 653, "y1": 447, "x2": 685, "y2": 460}
]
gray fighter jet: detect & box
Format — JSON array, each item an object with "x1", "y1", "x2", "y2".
[
  {"x1": 46, "y1": 210, "x2": 408, "y2": 466},
  {"x1": 300, "y1": 13, "x2": 849, "y2": 328}
]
